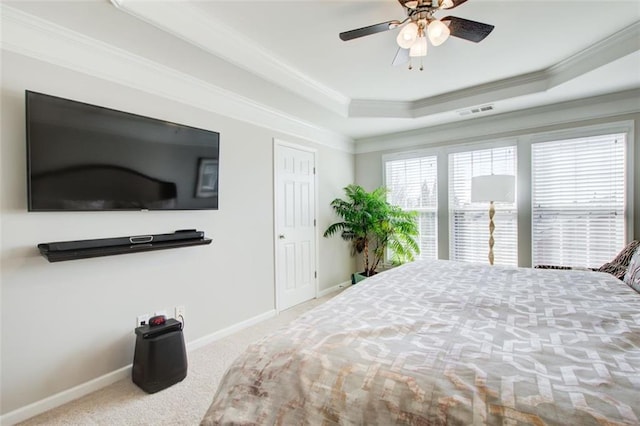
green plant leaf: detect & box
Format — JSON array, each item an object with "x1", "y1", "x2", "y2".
[{"x1": 323, "y1": 184, "x2": 421, "y2": 274}]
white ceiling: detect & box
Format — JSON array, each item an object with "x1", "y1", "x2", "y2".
[
  {"x1": 194, "y1": 1, "x2": 637, "y2": 100},
  {"x1": 110, "y1": 0, "x2": 640, "y2": 140},
  {"x1": 6, "y1": 0, "x2": 640, "y2": 141}
]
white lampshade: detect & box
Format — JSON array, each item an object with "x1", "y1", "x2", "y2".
[
  {"x1": 396, "y1": 22, "x2": 419, "y2": 49},
  {"x1": 471, "y1": 175, "x2": 515, "y2": 203},
  {"x1": 427, "y1": 20, "x2": 450, "y2": 46},
  {"x1": 409, "y1": 36, "x2": 428, "y2": 57}
]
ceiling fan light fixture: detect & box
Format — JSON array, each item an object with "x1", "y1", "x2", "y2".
[
  {"x1": 338, "y1": 0, "x2": 494, "y2": 70},
  {"x1": 440, "y1": 0, "x2": 454, "y2": 8},
  {"x1": 427, "y1": 19, "x2": 450, "y2": 46},
  {"x1": 396, "y1": 22, "x2": 419, "y2": 49},
  {"x1": 409, "y1": 35, "x2": 427, "y2": 57}
]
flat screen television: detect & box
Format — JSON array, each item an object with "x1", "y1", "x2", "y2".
[{"x1": 26, "y1": 91, "x2": 219, "y2": 211}]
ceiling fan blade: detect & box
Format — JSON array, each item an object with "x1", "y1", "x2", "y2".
[
  {"x1": 442, "y1": 16, "x2": 494, "y2": 43},
  {"x1": 440, "y1": 0, "x2": 468, "y2": 10},
  {"x1": 339, "y1": 20, "x2": 401, "y2": 41},
  {"x1": 392, "y1": 47, "x2": 410, "y2": 66}
]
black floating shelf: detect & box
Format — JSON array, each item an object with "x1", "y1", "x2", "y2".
[{"x1": 38, "y1": 230, "x2": 212, "y2": 262}]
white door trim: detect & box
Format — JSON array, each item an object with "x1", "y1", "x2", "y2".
[{"x1": 273, "y1": 138, "x2": 319, "y2": 313}]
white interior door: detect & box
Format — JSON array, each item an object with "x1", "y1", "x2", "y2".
[{"x1": 274, "y1": 141, "x2": 317, "y2": 311}]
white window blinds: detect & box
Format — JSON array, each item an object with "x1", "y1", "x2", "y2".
[
  {"x1": 449, "y1": 146, "x2": 517, "y2": 266},
  {"x1": 385, "y1": 155, "x2": 437, "y2": 260},
  {"x1": 531, "y1": 134, "x2": 626, "y2": 268}
]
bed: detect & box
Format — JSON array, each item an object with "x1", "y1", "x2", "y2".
[{"x1": 202, "y1": 259, "x2": 640, "y2": 425}]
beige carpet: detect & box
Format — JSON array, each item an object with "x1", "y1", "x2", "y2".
[{"x1": 18, "y1": 291, "x2": 343, "y2": 425}]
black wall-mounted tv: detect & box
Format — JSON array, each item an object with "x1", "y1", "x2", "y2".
[{"x1": 26, "y1": 90, "x2": 220, "y2": 211}]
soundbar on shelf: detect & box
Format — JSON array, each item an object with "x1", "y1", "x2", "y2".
[{"x1": 38, "y1": 230, "x2": 211, "y2": 262}]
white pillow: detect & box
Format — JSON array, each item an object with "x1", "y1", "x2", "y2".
[{"x1": 623, "y1": 247, "x2": 640, "y2": 293}]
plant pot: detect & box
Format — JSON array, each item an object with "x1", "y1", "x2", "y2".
[{"x1": 351, "y1": 272, "x2": 369, "y2": 285}]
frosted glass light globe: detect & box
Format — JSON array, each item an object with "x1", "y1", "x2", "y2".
[
  {"x1": 427, "y1": 20, "x2": 450, "y2": 46},
  {"x1": 409, "y1": 36, "x2": 428, "y2": 57},
  {"x1": 396, "y1": 22, "x2": 419, "y2": 49}
]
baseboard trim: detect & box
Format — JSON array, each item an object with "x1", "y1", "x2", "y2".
[
  {"x1": 318, "y1": 280, "x2": 351, "y2": 298},
  {"x1": 0, "y1": 309, "x2": 278, "y2": 426},
  {"x1": 0, "y1": 365, "x2": 131, "y2": 426}
]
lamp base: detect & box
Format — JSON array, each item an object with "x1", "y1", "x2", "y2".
[{"x1": 488, "y1": 201, "x2": 495, "y2": 266}]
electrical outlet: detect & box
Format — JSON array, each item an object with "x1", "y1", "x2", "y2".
[
  {"x1": 175, "y1": 305, "x2": 185, "y2": 323},
  {"x1": 137, "y1": 313, "x2": 150, "y2": 327},
  {"x1": 154, "y1": 310, "x2": 167, "y2": 317}
]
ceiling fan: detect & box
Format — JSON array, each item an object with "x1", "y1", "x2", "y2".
[{"x1": 339, "y1": 0, "x2": 494, "y2": 70}]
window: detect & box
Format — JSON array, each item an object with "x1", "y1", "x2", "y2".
[
  {"x1": 532, "y1": 134, "x2": 626, "y2": 268},
  {"x1": 449, "y1": 146, "x2": 517, "y2": 266},
  {"x1": 385, "y1": 155, "x2": 437, "y2": 260}
]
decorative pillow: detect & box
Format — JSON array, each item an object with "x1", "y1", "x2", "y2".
[
  {"x1": 623, "y1": 248, "x2": 640, "y2": 293},
  {"x1": 534, "y1": 264, "x2": 573, "y2": 270},
  {"x1": 597, "y1": 240, "x2": 640, "y2": 279},
  {"x1": 597, "y1": 262, "x2": 631, "y2": 279}
]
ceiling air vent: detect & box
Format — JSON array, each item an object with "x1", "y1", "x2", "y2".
[{"x1": 457, "y1": 104, "x2": 494, "y2": 117}]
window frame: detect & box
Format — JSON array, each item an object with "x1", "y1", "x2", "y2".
[
  {"x1": 382, "y1": 150, "x2": 439, "y2": 261},
  {"x1": 529, "y1": 123, "x2": 633, "y2": 267},
  {"x1": 448, "y1": 145, "x2": 519, "y2": 266},
  {"x1": 377, "y1": 120, "x2": 634, "y2": 267}
]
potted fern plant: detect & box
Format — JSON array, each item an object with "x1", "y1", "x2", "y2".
[{"x1": 323, "y1": 184, "x2": 420, "y2": 283}]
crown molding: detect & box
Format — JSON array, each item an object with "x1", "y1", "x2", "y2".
[
  {"x1": 110, "y1": 0, "x2": 350, "y2": 117},
  {"x1": 354, "y1": 89, "x2": 640, "y2": 154},
  {"x1": 0, "y1": 4, "x2": 354, "y2": 153},
  {"x1": 349, "y1": 70, "x2": 549, "y2": 118},
  {"x1": 547, "y1": 20, "x2": 640, "y2": 87},
  {"x1": 349, "y1": 21, "x2": 640, "y2": 119},
  {"x1": 111, "y1": 0, "x2": 639, "y2": 122}
]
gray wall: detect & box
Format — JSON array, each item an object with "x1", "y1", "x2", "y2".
[
  {"x1": 355, "y1": 99, "x2": 640, "y2": 265},
  {"x1": 0, "y1": 53, "x2": 354, "y2": 416}
]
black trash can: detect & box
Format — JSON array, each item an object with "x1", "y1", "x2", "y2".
[{"x1": 132, "y1": 318, "x2": 187, "y2": 393}]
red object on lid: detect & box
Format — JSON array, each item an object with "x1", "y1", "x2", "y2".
[{"x1": 149, "y1": 315, "x2": 166, "y2": 327}]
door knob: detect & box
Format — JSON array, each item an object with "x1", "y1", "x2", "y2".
[{"x1": 278, "y1": 234, "x2": 285, "y2": 239}]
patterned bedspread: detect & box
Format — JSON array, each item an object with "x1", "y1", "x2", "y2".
[{"x1": 202, "y1": 260, "x2": 640, "y2": 425}]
